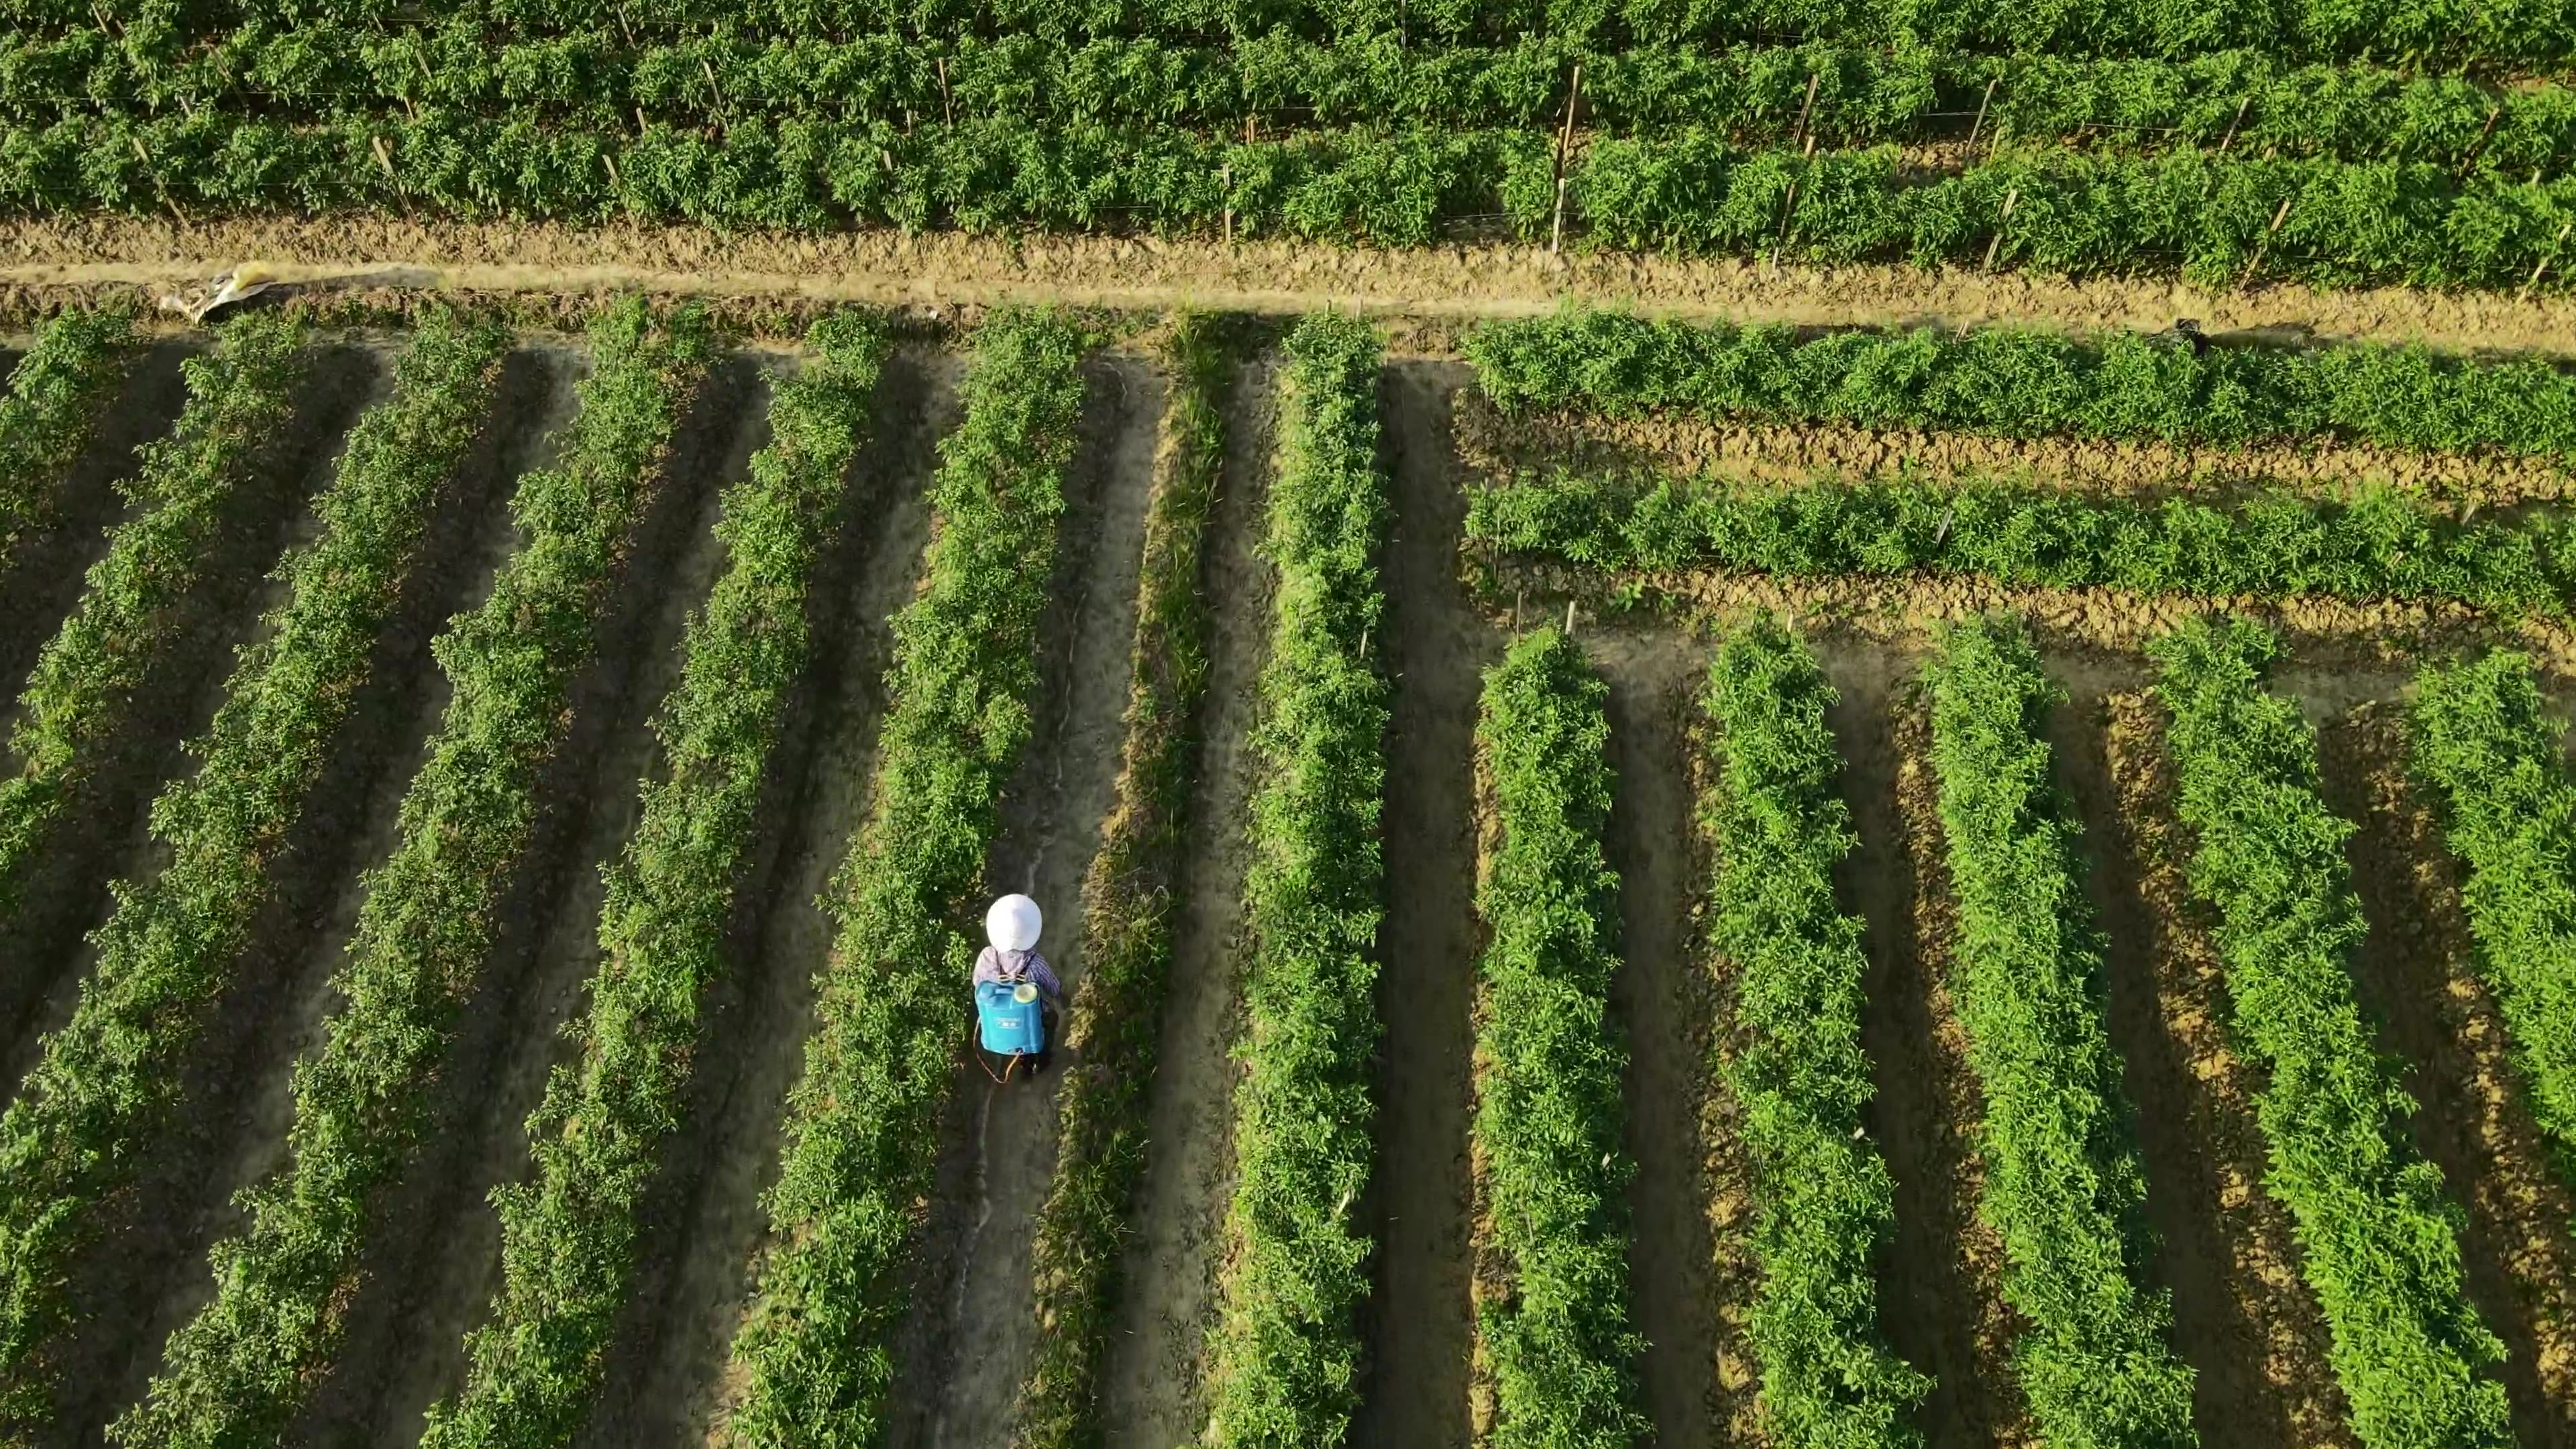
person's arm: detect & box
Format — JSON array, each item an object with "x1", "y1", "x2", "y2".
[
  {"x1": 1027, "y1": 952, "x2": 1062, "y2": 1002},
  {"x1": 971, "y1": 946, "x2": 1001, "y2": 987}
]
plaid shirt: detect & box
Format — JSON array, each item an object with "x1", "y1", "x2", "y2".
[{"x1": 973, "y1": 946, "x2": 1059, "y2": 1001}]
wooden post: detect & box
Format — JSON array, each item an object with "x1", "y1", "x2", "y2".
[
  {"x1": 1792, "y1": 70, "x2": 1821, "y2": 148},
  {"x1": 2217, "y1": 94, "x2": 2250, "y2": 156},
  {"x1": 1981, "y1": 186, "x2": 2019, "y2": 271},
  {"x1": 2237, "y1": 194, "x2": 2295, "y2": 288},
  {"x1": 1966, "y1": 76, "x2": 1997, "y2": 150}
]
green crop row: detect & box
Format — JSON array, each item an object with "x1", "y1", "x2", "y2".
[
  {"x1": 2153, "y1": 619, "x2": 2514, "y2": 1444},
  {"x1": 1922, "y1": 618, "x2": 2197, "y2": 1448},
  {"x1": 719, "y1": 309, "x2": 1085, "y2": 1447},
  {"x1": 411, "y1": 315, "x2": 887, "y2": 1449},
  {"x1": 1200, "y1": 313, "x2": 1390, "y2": 1449},
  {"x1": 11, "y1": 30, "x2": 2576, "y2": 177},
  {"x1": 9, "y1": 113, "x2": 2576, "y2": 290},
  {"x1": 22, "y1": 0, "x2": 2576, "y2": 68},
  {"x1": 0, "y1": 309, "x2": 497, "y2": 1428},
  {"x1": 1468, "y1": 311, "x2": 2576, "y2": 462},
  {"x1": 2408, "y1": 650, "x2": 2576, "y2": 1193},
  {"x1": 1464, "y1": 472, "x2": 2576, "y2": 616},
  {"x1": 1011, "y1": 315, "x2": 1227, "y2": 1449},
  {"x1": 0, "y1": 310, "x2": 301, "y2": 924},
  {"x1": 107, "y1": 300, "x2": 710, "y2": 1449},
  {"x1": 1468, "y1": 627, "x2": 1646, "y2": 1449},
  {"x1": 0, "y1": 307, "x2": 134, "y2": 567},
  {"x1": 2151, "y1": 616, "x2": 2510, "y2": 1449},
  {"x1": 1702, "y1": 616, "x2": 1927, "y2": 1448}
]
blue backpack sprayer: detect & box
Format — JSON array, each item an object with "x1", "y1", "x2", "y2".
[{"x1": 975, "y1": 893, "x2": 1050, "y2": 1081}]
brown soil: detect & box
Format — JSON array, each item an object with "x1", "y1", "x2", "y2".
[
  {"x1": 1827, "y1": 663, "x2": 2031, "y2": 1449},
  {"x1": 880, "y1": 352, "x2": 1163, "y2": 1449},
  {"x1": 13, "y1": 217, "x2": 2576, "y2": 357},
  {"x1": 1588, "y1": 625, "x2": 1737, "y2": 1448},
  {"x1": 572, "y1": 347, "x2": 951, "y2": 1448},
  {"x1": 2059, "y1": 690, "x2": 2361, "y2": 1449},
  {"x1": 2318, "y1": 704, "x2": 2576, "y2": 1449},
  {"x1": 1455, "y1": 392, "x2": 2574, "y2": 508},
  {"x1": 284, "y1": 351, "x2": 757, "y2": 1445},
  {"x1": 1348, "y1": 360, "x2": 1496, "y2": 1449},
  {"x1": 1094, "y1": 354, "x2": 1278, "y2": 1449}
]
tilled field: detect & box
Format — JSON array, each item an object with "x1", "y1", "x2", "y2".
[{"x1": 0, "y1": 298, "x2": 2569, "y2": 1449}]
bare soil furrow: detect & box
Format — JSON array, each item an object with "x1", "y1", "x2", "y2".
[
  {"x1": 881, "y1": 352, "x2": 1162, "y2": 1449},
  {"x1": 14, "y1": 221, "x2": 2576, "y2": 357},
  {"x1": 572, "y1": 347, "x2": 951, "y2": 1448},
  {"x1": 1587, "y1": 626, "x2": 1733, "y2": 1449},
  {"x1": 1828, "y1": 663, "x2": 2029, "y2": 1449},
  {"x1": 282, "y1": 354, "x2": 757, "y2": 1447},
  {"x1": 2056, "y1": 686, "x2": 2363, "y2": 1449},
  {"x1": 2319, "y1": 704, "x2": 2576, "y2": 1449},
  {"x1": 1095, "y1": 354, "x2": 1277, "y2": 1449},
  {"x1": 1454, "y1": 392, "x2": 2573, "y2": 508},
  {"x1": 1350, "y1": 360, "x2": 1493, "y2": 1449}
]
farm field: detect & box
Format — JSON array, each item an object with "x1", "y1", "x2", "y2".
[
  {"x1": 2, "y1": 5, "x2": 2576, "y2": 1438},
  {"x1": 0, "y1": 293, "x2": 2565, "y2": 1449}
]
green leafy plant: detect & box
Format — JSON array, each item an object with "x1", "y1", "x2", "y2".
[
  {"x1": 0, "y1": 307, "x2": 303, "y2": 924},
  {"x1": 0, "y1": 306, "x2": 136, "y2": 568},
  {"x1": 2408, "y1": 650, "x2": 2576, "y2": 1193},
  {"x1": 1468, "y1": 627, "x2": 1647, "y2": 1449},
  {"x1": 2151, "y1": 615, "x2": 2511, "y2": 1449},
  {"x1": 720, "y1": 308, "x2": 1086, "y2": 1448},
  {"x1": 106, "y1": 299, "x2": 709, "y2": 1449},
  {"x1": 1011, "y1": 313, "x2": 1228, "y2": 1449},
  {"x1": 1464, "y1": 470, "x2": 2576, "y2": 616},
  {"x1": 1703, "y1": 615, "x2": 1928, "y2": 1448},
  {"x1": 402, "y1": 313, "x2": 888, "y2": 1449},
  {"x1": 1921, "y1": 617, "x2": 2197, "y2": 1449},
  {"x1": 1201, "y1": 311, "x2": 1390, "y2": 1449}
]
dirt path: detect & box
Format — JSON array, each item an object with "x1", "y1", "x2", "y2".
[
  {"x1": 1349, "y1": 360, "x2": 1494, "y2": 1449},
  {"x1": 54, "y1": 345, "x2": 558, "y2": 1442},
  {"x1": 876, "y1": 353, "x2": 1163, "y2": 1449},
  {"x1": 1584, "y1": 625, "x2": 1732, "y2": 1449},
  {"x1": 281, "y1": 354, "x2": 757, "y2": 1446},
  {"x1": 2318, "y1": 704, "x2": 2576, "y2": 1449},
  {"x1": 12, "y1": 218, "x2": 2576, "y2": 356},
  {"x1": 1823, "y1": 655, "x2": 2029, "y2": 1449},
  {"x1": 573, "y1": 347, "x2": 953, "y2": 1448},
  {"x1": 2052, "y1": 686, "x2": 2362, "y2": 1449},
  {"x1": 1095, "y1": 354, "x2": 1279, "y2": 1449}
]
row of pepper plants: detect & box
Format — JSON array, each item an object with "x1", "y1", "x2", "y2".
[
  {"x1": 0, "y1": 309, "x2": 303, "y2": 926},
  {"x1": 6, "y1": 113, "x2": 2575, "y2": 289},
  {"x1": 1467, "y1": 311, "x2": 2576, "y2": 462},
  {"x1": 1921, "y1": 617, "x2": 2198, "y2": 1448},
  {"x1": 13, "y1": 31, "x2": 2575, "y2": 176},
  {"x1": 1701, "y1": 616, "x2": 1928, "y2": 1447},
  {"x1": 0, "y1": 308, "x2": 503, "y2": 1429},
  {"x1": 2150, "y1": 616, "x2": 2512, "y2": 1449},
  {"x1": 1199, "y1": 311, "x2": 1391, "y2": 1449},
  {"x1": 1466, "y1": 627, "x2": 1646, "y2": 1449},
  {"x1": 0, "y1": 307, "x2": 136, "y2": 568},
  {"x1": 2407, "y1": 650, "x2": 2576, "y2": 1196},
  {"x1": 109, "y1": 298, "x2": 711, "y2": 1449},
  {"x1": 405, "y1": 313, "x2": 890, "y2": 1449},
  {"x1": 718, "y1": 309, "x2": 1087, "y2": 1446},
  {"x1": 1012, "y1": 313, "x2": 1228, "y2": 1449},
  {"x1": 1464, "y1": 471, "x2": 2576, "y2": 618}
]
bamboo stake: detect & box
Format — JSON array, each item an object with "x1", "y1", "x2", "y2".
[
  {"x1": 2459, "y1": 103, "x2": 2502, "y2": 180},
  {"x1": 2237, "y1": 195, "x2": 2294, "y2": 288},
  {"x1": 1966, "y1": 76, "x2": 1996, "y2": 150},
  {"x1": 1552, "y1": 174, "x2": 1570, "y2": 255},
  {"x1": 2524, "y1": 220, "x2": 2574, "y2": 297},
  {"x1": 1222, "y1": 163, "x2": 1234, "y2": 246},
  {"x1": 1792, "y1": 70, "x2": 1820, "y2": 147},
  {"x1": 2217, "y1": 94, "x2": 2250, "y2": 156},
  {"x1": 936, "y1": 55, "x2": 953, "y2": 127},
  {"x1": 1564, "y1": 598, "x2": 1576, "y2": 636},
  {"x1": 1551, "y1": 62, "x2": 1585, "y2": 184},
  {"x1": 1981, "y1": 186, "x2": 2018, "y2": 271}
]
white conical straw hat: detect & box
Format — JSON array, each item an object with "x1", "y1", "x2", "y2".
[{"x1": 985, "y1": 894, "x2": 1042, "y2": 952}]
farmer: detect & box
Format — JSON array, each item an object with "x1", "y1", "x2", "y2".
[{"x1": 973, "y1": 892, "x2": 1060, "y2": 1079}]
